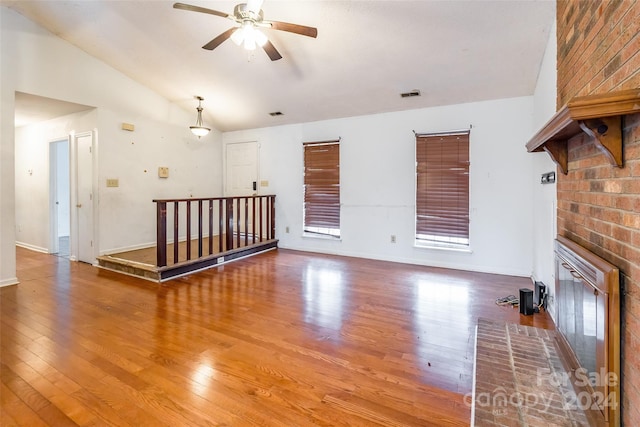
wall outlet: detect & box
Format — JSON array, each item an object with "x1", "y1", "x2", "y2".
[
  {"x1": 261, "y1": 180, "x2": 269, "y2": 187},
  {"x1": 390, "y1": 235, "x2": 396, "y2": 243},
  {"x1": 217, "y1": 256, "x2": 225, "y2": 264},
  {"x1": 106, "y1": 178, "x2": 119, "y2": 187},
  {"x1": 158, "y1": 167, "x2": 169, "y2": 178}
]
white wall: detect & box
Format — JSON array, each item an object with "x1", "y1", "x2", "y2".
[
  {"x1": 1, "y1": 7, "x2": 18, "y2": 286},
  {"x1": 224, "y1": 96, "x2": 536, "y2": 277},
  {"x1": 14, "y1": 103, "x2": 224, "y2": 257},
  {"x1": 96, "y1": 109, "x2": 222, "y2": 254},
  {"x1": 531, "y1": 21, "x2": 558, "y2": 318},
  {"x1": 1, "y1": 7, "x2": 222, "y2": 282}
]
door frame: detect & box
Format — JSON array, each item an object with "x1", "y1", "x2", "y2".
[
  {"x1": 48, "y1": 137, "x2": 71, "y2": 254},
  {"x1": 69, "y1": 130, "x2": 99, "y2": 264}
]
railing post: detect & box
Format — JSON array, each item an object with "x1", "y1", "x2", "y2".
[
  {"x1": 252, "y1": 197, "x2": 256, "y2": 244},
  {"x1": 218, "y1": 200, "x2": 224, "y2": 251},
  {"x1": 236, "y1": 197, "x2": 241, "y2": 248},
  {"x1": 244, "y1": 197, "x2": 249, "y2": 247},
  {"x1": 226, "y1": 198, "x2": 234, "y2": 250},
  {"x1": 156, "y1": 201, "x2": 167, "y2": 267},
  {"x1": 186, "y1": 201, "x2": 192, "y2": 260},
  {"x1": 208, "y1": 200, "x2": 214, "y2": 255},
  {"x1": 173, "y1": 202, "x2": 179, "y2": 263},
  {"x1": 259, "y1": 196, "x2": 263, "y2": 242},
  {"x1": 271, "y1": 195, "x2": 276, "y2": 239},
  {"x1": 198, "y1": 200, "x2": 203, "y2": 258}
]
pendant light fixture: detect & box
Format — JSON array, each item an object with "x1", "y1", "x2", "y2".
[{"x1": 190, "y1": 96, "x2": 211, "y2": 138}]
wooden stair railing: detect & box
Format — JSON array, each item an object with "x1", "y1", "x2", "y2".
[{"x1": 153, "y1": 195, "x2": 276, "y2": 267}]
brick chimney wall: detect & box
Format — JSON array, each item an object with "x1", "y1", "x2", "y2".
[{"x1": 556, "y1": 1, "x2": 640, "y2": 424}]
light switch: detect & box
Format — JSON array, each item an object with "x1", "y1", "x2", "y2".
[
  {"x1": 158, "y1": 167, "x2": 169, "y2": 178},
  {"x1": 106, "y1": 178, "x2": 119, "y2": 187}
]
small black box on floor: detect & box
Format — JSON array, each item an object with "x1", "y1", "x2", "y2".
[
  {"x1": 519, "y1": 288, "x2": 534, "y2": 315},
  {"x1": 534, "y1": 281, "x2": 546, "y2": 308}
]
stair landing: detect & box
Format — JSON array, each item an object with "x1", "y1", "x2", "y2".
[{"x1": 97, "y1": 237, "x2": 278, "y2": 282}]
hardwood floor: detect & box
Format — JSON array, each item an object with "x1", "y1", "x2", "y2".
[{"x1": 1, "y1": 247, "x2": 553, "y2": 426}]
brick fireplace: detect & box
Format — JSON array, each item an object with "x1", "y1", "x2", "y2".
[{"x1": 554, "y1": 1, "x2": 640, "y2": 425}]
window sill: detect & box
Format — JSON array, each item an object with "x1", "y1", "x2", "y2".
[
  {"x1": 302, "y1": 233, "x2": 342, "y2": 241},
  {"x1": 414, "y1": 241, "x2": 472, "y2": 253}
]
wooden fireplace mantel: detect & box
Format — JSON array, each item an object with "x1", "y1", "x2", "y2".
[{"x1": 526, "y1": 89, "x2": 640, "y2": 174}]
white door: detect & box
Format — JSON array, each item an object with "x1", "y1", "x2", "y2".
[
  {"x1": 225, "y1": 141, "x2": 258, "y2": 196},
  {"x1": 225, "y1": 142, "x2": 259, "y2": 239},
  {"x1": 76, "y1": 133, "x2": 94, "y2": 264}
]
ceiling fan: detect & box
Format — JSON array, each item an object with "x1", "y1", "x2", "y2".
[{"x1": 173, "y1": 1, "x2": 318, "y2": 61}]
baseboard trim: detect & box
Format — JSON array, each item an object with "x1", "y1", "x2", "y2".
[
  {"x1": 0, "y1": 277, "x2": 19, "y2": 287},
  {"x1": 15, "y1": 241, "x2": 49, "y2": 253},
  {"x1": 100, "y1": 241, "x2": 156, "y2": 256},
  {"x1": 277, "y1": 244, "x2": 530, "y2": 277}
]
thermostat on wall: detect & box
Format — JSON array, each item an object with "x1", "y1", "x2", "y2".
[{"x1": 158, "y1": 167, "x2": 169, "y2": 178}]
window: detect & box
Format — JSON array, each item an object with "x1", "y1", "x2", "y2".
[
  {"x1": 303, "y1": 140, "x2": 340, "y2": 238},
  {"x1": 415, "y1": 131, "x2": 470, "y2": 248}
]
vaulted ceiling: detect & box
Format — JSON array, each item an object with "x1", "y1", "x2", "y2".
[{"x1": 5, "y1": 0, "x2": 556, "y2": 132}]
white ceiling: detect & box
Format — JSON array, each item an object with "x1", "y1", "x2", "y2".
[{"x1": 5, "y1": 0, "x2": 556, "y2": 132}]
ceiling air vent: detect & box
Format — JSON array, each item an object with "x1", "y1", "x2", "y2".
[
  {"x1": 400, "y1": 90, "x2": 421, "y2": 98},
  {"x1": 269, "y1": 111, "x2": 284, "y2": 116}
]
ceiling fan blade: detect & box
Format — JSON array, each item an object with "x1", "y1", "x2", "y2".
[
  {"x1": 173, "y1": 2, "x2": 229, "y2": 19},
  {"x1": 202, "y1": 28, "x2": 237, "y2": 50},
  {"x1": 262, "y1": 40, "x2": 283, "y2": 61},
  {"x1": 268, "y1": 21, "x2": 318, "y2": 38}
]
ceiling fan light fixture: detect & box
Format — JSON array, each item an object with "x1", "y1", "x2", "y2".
[
  {"x1": 174, "y1": 1, "x2": 317, "y2": 61},
  {"x1": 232, "y1": 23, "x2": 267, "y2": 50},
  {"x1": 253, "y1": 28, "x2": 268, "y2": 47},
  {"x1": 244, "y1": 35, "x2": 257, "y2": 51},
  {"x1": 189, "y1": 96, "x2": 211, "y2": 138},
  {"x1": 230, "y1": 27, "x2": 244, "y2": 45}
]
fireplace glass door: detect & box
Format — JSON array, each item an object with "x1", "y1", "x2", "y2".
[
  {"x1": 557, "y1": 262, "x2": 601, "y2": 376},
  {"x1": 554, "y1": 236, "x2": 619, "y2": 426}
]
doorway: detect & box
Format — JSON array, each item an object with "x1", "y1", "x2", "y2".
[
  {"x1": 225, "y1": 141, "x2": 259, "y2": 238},
  {"x1": 49, "y1": 138, "x2": 70, "y2": 257}
]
